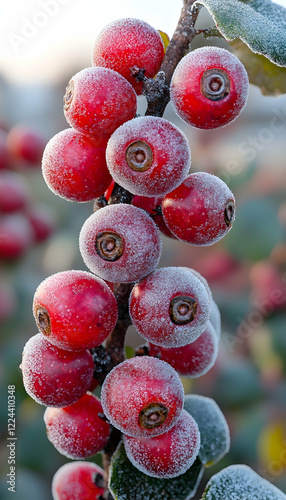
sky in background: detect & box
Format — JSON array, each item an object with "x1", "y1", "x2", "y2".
[{"x1": 1, "y1": 0, "x2": 286, "y2": 84}]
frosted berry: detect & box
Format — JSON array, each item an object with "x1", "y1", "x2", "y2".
[
  {"x1": 6, "y1": 124, "x2": 45, "y2": 166},
  {"x1": 124, "y1": 409, "x2": 200, "y2": 478},
  {"x1": 106, "y1": 116, "x2": 191, "y2": 197},
  {"x1": 52, "y1": 462, "x2": 105, "y2": 500},
  {"x1": 79, "y1": 204, "x2": 162, "y2": 283},
  {"x1": 33, "y1": 270, "x2": 118, "y2": 351},
  {"x1": 149, "y1": 320, "x2": 218, "y2": 378},
  {"x1": 21, "y1": 333, "x2": 94, "y2": 407},
  {"x1": 162, "y1": 172, "x2": 235, "y2": 246},
  {"x1": 42, "y1": 128, "x2": 111, "y2": 202},
  {"x1": 92, "y1": 18, "x2": 165, "y2": 94},
  {"x1": 52, "y1": 461, "x2": 105, "y2": 500},
  {"x1": 132, "y1": 194, "x2": 176, "y2": 239},
  {"x1": 129, "y1": 267, "x2": 211, "y2": 348},
  {"x1": 101, "y1": 356, "x2": 184, "y2": 438},
  {"x1": 44, "y1": 392, "x2": 110, "y2": 459},
  {"x1": 0, "y1": 171, "x2": 30, "y2": 213},
  {"x1": 170, "y1": 46, "x2": 249, "y2": 129},
  {"x1": 64, "y1": 67, "x2": 137, "y2": 138}
]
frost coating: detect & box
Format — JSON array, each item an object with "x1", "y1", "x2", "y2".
[
  {"x1": 52, "y1": 461, "x2": 105, "y2": 500},
  {"x1": 129, "y1": 267, "x2": 211, "y2": 347},
  {"x1": 124, "y1": 409, "x2": 200, "y2": 479},
  {"x1": 79, "y1": 204, "x2": 162, "y2": 283},
  {"x1": 21, "y1": 333, "x2": 94, "y2": 407},
  {"x1": 184, "y1": 394, "x2": 230, "y2": 466},
  {"x1": 202, "y1": 464, "x2": 286, "y2": 499},
  {"x1": 101, "y1": 356, "x2": 184, "y2": 438},
  {"x1": 92, "y1": 17, "x2": 165, "y2": 94},
  {"x1": 106, "y1": 116, "x2": 191, "y2": 197},
  {"x1": 195, "y1": 0, "x2": 286, "y2": 67},
  {"x1": 170, "y1": 46, "x2": 249, "y2": 129}
]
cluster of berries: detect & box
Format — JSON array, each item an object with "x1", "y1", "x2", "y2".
[
  {"x1": 0, "y1": 124, "x2": 54, "y2": 261},
  {"x1": 21, "y1": 15, "x2": 249, "y2": 499}
]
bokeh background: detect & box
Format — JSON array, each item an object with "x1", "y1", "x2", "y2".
[{"x1": 1, "y1": 0, "x2": 286, "y2": 498}]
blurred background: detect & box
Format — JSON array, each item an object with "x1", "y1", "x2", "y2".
[{"x1": 1, "y1": 0, "x2": 286, "y2": 498}]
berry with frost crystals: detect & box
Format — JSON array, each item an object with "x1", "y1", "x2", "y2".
[
  {"x1": 92, "y1": 18, "x2": 165, "y2": 94},
  {"x1": 106, "y1": 116, "x2": 191, "y2": 197},
  {"x1": 52, "y1": 461, "x2": 105, "y2": 500},
  {"x1": 101, "y1": 356, "x2": 184, "y2": 438},
  {"x1": 170, "y1": 46, "x2": 249, "y2": 129},
  {"x1": 162, "y1": 172, "x2": 235, "y2": 246},
  {"x1": 33, "y1": 270, "x2": 118, "y2": 351},
  {"x1": 124, "y1": 409, "x2": 200, "y2": 478},
  {"x1": 79, "y1": 204, "x2": 162, "y2": 283}
]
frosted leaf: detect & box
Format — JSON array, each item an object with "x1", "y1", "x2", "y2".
[
  {"x1": 123, "y1": 409, "x2": 200, "y2": 479},
  {"x1": 106, "y1": 116, "x2": 191, "y2": 197},
  {"x1": 195, "y1": 0, "x2": 286, "y2": 67},
  {"x1": 101, "y1": 356, "x2": 184, "y2": 438},
  {"x1": 109, "y1": 441, "x2": 204, "y2": 500},
  {"x1": 129, "y1": 267, "x2": 212, "y2": 348},
  {"x1": 79, "y1": 204, "x2": 162, "y2": 283},
  {"x1": 184, "y1": 394, "x2": 230, "y2": 466},
  {"x1": 201, "y1": 464, "x2": 286, "y2": 499}
]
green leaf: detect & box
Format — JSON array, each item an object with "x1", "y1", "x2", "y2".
[
  {"x1": 124, "y1": 345, "x2": 135, "y2": 359},
  {"x1": 195, "y1": 0, "x2": 286, "y2": 67},
  {"x1": 201, "y1": 464, "x2": 286, "y2": 499},
  {"x1": 184, "y1": 395, "x2": 230, "y2": 467},
  {"x1": 109, "y1": 441, "x2": 204, "y2": 500},
  {"x1": 230, "y1": 39, "x2": 286, "y2": 95}
]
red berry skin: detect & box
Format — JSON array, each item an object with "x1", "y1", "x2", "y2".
[
  {"x1": 124, "y1": 409, "x2": 200, "y2": 478},
  {"x1": 162, "y1": 172, "x2": 235, "y2": 246},
  {"x1": 132, "y1": 194, "x2": 176, "y2": 239},
  {"x1": 0, "y1": 131, "x2": 11, "y2": 170},
  {"x1": 0, "y1": 213, "x2": 34, "y2": 259},
  {"x1": 25, "y1": 203, "x2": 55, "y2": 243},
  {"x1": 170, "y1": 46, "x2": 249, "y2": 129},
  {"x1": 106, "y1": 116, "x2": 191, "y2": 197},
  {"x1": 92, "y1": 18, "x2": 165, "y2": 95},
  {"x1": 0, "y1": 171, "x2": 30, "y2": 213},
  {"x1": 44, "y1": 393, "x2": 110, "y2": 459},
  {"x1": 21, "y1": 333, "x2": 94, "y2": 407},
  {"x1": 129, "y1": 267, "x2": 211, "y2": 348},
  {"x1": 79, "y1": 204, "x2": 162, "y2": 283},
  {"x1": 149, "y1": 320, "x2": 218, "y2": 378},
  {"x1": 7, "y1": 125, "x2": 45, "y2": 165},
  {"x1": 33, "y1": 270, "x2": 118, "y2": 351},
  {"x1": 63, "y1": 67, "x2": 137, "y2": 138},
  {"x1": 52, "y1": 461, "x2": 105, "y2": 500},
  {"x1": 42, "y1": 128, "x2": 112, "y2": 203},
  {"x1": 101, "y1": 356, "x2": 184, "y2": 438}
]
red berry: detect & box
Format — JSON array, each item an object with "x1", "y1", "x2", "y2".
[
  {"x1": 101, "y1": 356, "x2": 184, "y2": 438},
  {"x1": 52, "y1": 461, "x2": 105, "y2": 500},
  {"x1": 129, "y1": 267, "x2": 211, "y2": 348},
  {"x1": 42, "y1": 128, "x2": 112, "y2": 202},
  {"x1": 33, "y1": 270, "x2": 118, "y2": 351},
  {"x1": 92, "y1": 18, "x2": 165, "y2": 95},
  {"x1": 25, "y1": 203, "x2": 55, "y2": 243},
  {"x1": 124, "y1": 409, "x2": 200, "y2": 478},
  {"x1": 7, "y1": 124, "x2": 45, "y2": 165},
  {"x1": 162, "y1": 172, "x2": 235, "y2": 246},
  {"x1": 170, "y1": 46, "x2": 249, "y2": 129},
  {"x1": 21, "y1": 333, "x2": 94, "y2": 407},
  {"x1": 149, "y1": 320, "x2": 218, "y2": 378},
  {"x1": 0, "y1": 171, "x2": 30, "y2": 213},
  {"x1": 44, "y1": 392, "x2": 110, "y2": 459},
  {"x1": 0, "y1": 213, "x2": 34, "y2": 259},
  {"x1": 106, "y1": 116, "x2": 191, "y2": 197},
  {"x1": 63, "y1": 67, "x2": 137, "y2": 138},
  {"x1": 132, "y1": 194, "x2": 176, "y2": 239},
  {"x1": 0, "y1": 130, "x2": 11, "y2": 170},
  {"x1": 79, "y1": 204, "x2": 162, "y2": 283}
]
